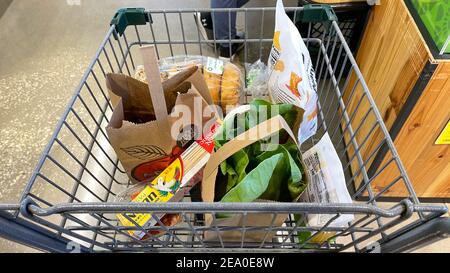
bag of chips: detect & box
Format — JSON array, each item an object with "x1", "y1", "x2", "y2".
[{"x1": 268, "y1": 0, "x2": 319, "y2": 144}]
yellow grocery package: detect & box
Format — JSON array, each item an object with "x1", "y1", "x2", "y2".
[
  {"x1": 116, "y1": 120, "x2": 222, "y2": 240},
  {"x1": 268, "y1": 0, "x2": 319, "y2": 144}
]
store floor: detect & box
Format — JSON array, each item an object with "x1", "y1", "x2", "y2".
[{"x1": 0, "y1": 0, "x2": 448, "y2": 253}]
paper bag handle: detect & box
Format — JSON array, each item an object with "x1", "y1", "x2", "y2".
[
  {"x1": 201, "y1": 112, "x2": 300, "y2": 203},
  {"x1": 140, "y1": 45, "x2": 168, "y2": 121}
]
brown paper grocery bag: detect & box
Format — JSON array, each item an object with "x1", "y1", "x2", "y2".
[
  {"x1": 106, "y1": 45, "x2": 216, "y2": 183},
  {"x1": 106, "y1": 65, "x2": 200, "y2": 122},
  {"x1": 201, "y1": 111, "x2": 310, "y2": 242}
]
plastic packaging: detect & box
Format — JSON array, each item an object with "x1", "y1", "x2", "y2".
[
  {"x1": 115, "y1": 182, "x2": 182, "y2": 240},
  {"x1": 268, "y1": 0, "x2": 319, "y2": 144},
  {"x1": 300, "y1": 132, "x2": 354, "y2": 242},
  {"x1": 134, "y1": 55, "x2": 244, "y2": 113},
  {"x1": 245, "y1": 60, "x2": 269, "y2": 99}
]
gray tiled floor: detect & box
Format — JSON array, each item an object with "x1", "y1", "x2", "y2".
[{"x1": 0, "y1": 0, "x2": 448, "y2": 253}]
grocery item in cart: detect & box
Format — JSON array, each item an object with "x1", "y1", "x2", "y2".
[
  {"x1": 134, "y1": 55, "x2": 243, "y2": 113},
  {"x1": 294, "y1": 133, "x2": 354, "y2": 244},
  {"x1": 116, "y1": 119, "x2": 222, "y2": 240},
  {"x1": 116, "y1": 181, "x2": 182, "y2": 239},
  {"x1": 107, "y1": 66, "x2": 198, "y2": 124},
  {"x1": 201, "y1": 100, "x2": 309, "y2": 241},
  {"x1": 300, "y1": 132, "x2": 354, "y2": 242},
  {"x1": 106, "y1": 46, "x2": 218, "y2": 184},
  {"x1": 268, "y1": 0, "x2": 319, "y2": 144},
  {"x1": 245, "y1": 59, "x2": 269, "y2": 99},
  {"x1": 213, "y1": 100, "x2": 305, "y2": 202}
]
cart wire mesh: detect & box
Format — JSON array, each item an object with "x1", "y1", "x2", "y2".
[{"x1": 0, "y1": 7, "x2": 447, "y2": 253}]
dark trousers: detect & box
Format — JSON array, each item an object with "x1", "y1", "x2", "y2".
[{"x1": 211, "y1": 0, "x2": 250, "y2": 47}]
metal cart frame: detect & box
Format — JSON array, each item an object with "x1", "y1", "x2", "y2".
[{"x1": 0, "y1": 5, "x2": 447, "y2": 253}]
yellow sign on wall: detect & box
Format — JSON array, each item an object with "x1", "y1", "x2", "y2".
[{"x1": 435, "y1": 120, "x2": 450, "y2": 145}]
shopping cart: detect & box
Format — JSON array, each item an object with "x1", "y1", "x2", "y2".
[{"x1": 0, "y1": 5, "x2": 448, "y2": 253}]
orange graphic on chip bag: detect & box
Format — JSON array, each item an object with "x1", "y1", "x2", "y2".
[
  {"x1": 307, "y1": 106, "x2": 319, "y2": 121},
  {"x1": 273, "y1": 31, "x2": 281, "y2": 51},
  {"x1": 285, "y1": 72, "x2": 302, "y2": 98},
  {"x1": 274, "y1": 60, "x2": 285, "y2": 72}
]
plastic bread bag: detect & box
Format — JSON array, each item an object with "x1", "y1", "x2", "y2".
[
  {"x1": 159, "y1": 55, "x2": 205, "y2": 80},
  {"x1": 268, "y1": 0, "x2": 319, "y2": 144},
  {"x1": 134, "y1": 55, "x2": 244, "y2": 113},
  {"x1": 134, "y1": 55, "x2": 204, "y2": 82}
]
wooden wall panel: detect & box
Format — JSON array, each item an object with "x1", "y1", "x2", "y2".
[
  {"x1": 342, "y1": 0, "x2": 431, "y2": 192},
  {"x1": 372, "y1": 62, "x2": 450, "y2": 197}
]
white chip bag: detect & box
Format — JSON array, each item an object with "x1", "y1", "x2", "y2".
[{"x1": 268, "y1": 0, "x2": 319, "y2": 144}]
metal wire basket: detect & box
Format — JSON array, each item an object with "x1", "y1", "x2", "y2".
[{"x1": 0, "y1": 6, "x2": 447, "y2": 253}]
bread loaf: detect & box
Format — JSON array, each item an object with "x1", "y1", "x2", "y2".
[
  {"x1": 220, "y1": 63, "x2": 241, "y2": 110},
  {"x1": 203, "y1": 69, "x2": 222, "y2": 105}
]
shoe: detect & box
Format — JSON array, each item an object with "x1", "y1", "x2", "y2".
[
  {"x1": 218, "y1": 33, "x2": 245, "y2": 59},
  {"x1": 194, "y1": 12, "x2": 214, "y2": 46},
  {"x1": 200, "y1": 12, "x2": 213, "y2": 30}
]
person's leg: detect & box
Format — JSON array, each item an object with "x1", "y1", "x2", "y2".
[
  {"x1": 211, "y1": 0, "x2": 249, "y2": 58},
  {"x1": 211, "y1": 0, "x2": 249, "y2": 43},
  {"x1": 211, "y1": 0, "x2": 238, "y2": 45}
]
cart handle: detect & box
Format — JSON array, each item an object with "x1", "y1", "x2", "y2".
[{"x1": 16, "y1": 197, "x2": 447, "y2": 219}]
